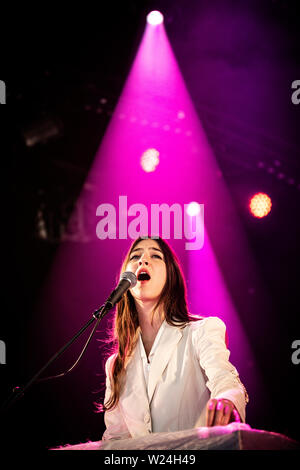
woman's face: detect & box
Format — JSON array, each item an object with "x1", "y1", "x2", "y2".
[{"x1": 125, "y1": 238, "x2": 167, "y2": 304}]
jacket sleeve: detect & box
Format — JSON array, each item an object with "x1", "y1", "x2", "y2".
[
  {"x1": 192, "y1": 316, "x2": 249, "y2": 423},
  {"x1": 101, "y1": 354, "x2": 132, "y2": 441}
]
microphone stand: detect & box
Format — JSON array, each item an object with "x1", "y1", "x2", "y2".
[{"x1": 1, "y1": 303, "x2": 110, "y2": 414}]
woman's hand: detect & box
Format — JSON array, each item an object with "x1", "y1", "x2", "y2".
[{"x1": 205, "y1": 398, "x2": 241, "y2": 427}]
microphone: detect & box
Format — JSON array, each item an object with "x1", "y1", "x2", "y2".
[{"x1": 104, "y1": 271, "x2": 137, "y2": 310}]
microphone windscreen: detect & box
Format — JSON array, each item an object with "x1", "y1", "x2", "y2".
[{"x1": 120, "y1": 271, "x2": 137, "y2": 287}]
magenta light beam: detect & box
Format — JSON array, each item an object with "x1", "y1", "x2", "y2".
[{"x1": 35, "y1": 13, "x2": 267, "y2": 409}]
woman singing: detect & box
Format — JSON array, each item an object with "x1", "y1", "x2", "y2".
[{"x1": 101, "y1": 236, "x2": 248, "y2": 440}]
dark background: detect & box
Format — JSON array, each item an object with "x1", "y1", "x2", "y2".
[{"x1": 1, "y1": 0, "x2": 299, "y2": 451}]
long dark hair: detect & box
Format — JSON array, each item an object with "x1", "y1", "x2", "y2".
[{"x1": 104, "y1": 237, "x2": 199, "y2": 411}]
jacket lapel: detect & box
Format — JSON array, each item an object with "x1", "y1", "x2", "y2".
[
  {"x1": 122, "y1": 331, "x2": 149, "y2": 407},
  {"x1": 147, "y1": 322, "x2": 183, "y2": 404}
]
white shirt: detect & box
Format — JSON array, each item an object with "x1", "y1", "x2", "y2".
[{"x1": 139, "y1": 320, "x2": 166, "y2": 392}]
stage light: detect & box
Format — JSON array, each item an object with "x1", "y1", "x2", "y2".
[
  {"x1": 147, "y1": 11, "x2": 164, "y2": 25},
  {"x1": 22, "y1": 116, "x2": 63, "y2": 147},
  {"x1": 177, "y1": 111, "x2": 185, "y2": 120},
  {"x1": 140, "y1": 148, "x2": 160, "y2": 172},
  {"x1": 186, "y1": 202, "x2": 201, "y2": 216},
  {"x1": 249, "y1": 192, "x2": 272, "y2": 218}
]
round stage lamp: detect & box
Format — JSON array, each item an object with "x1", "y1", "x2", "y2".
[
  {"x1": 249, "y1": 192, "x2": 272, "y2": 218},
  {"x1": 147, "y1": 11, "x2": 164, "y2": 25},
  {"x1": 186, "y1": 202, "x2": 201, "y2": 216},
  {"x1": 140, "y1": 148, "x2": 160, "y2": 173}
]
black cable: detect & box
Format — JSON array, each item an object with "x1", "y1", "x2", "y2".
[
  {"x1": 1, "y1": 304, "x2": 108, "y2": 413},
  {"x1": 36, "y1": 310, "x2": 103, "y2": 383}
]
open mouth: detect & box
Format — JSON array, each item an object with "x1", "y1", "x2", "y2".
[{"x1": 137, "y1": 272, "x2": 151, "y2": 281}]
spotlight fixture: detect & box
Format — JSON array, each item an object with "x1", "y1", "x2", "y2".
[
  {"x1": 22, "y1": 116, "x2": 63, "y2": 147},
  {"x1": 147, "y1": 10, "x2": 164, "y2": 25},
  {"x1": 186, "y1": 202, "x2": 201, "y2": 217},
  {"x1": 249, "y1": 192, "x2": 272, "y2": 218},
  {"x1": 140, "y1": 148, "x2": 160, "y2": 172}
]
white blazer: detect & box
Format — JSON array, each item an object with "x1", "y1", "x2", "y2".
[{"x1": 102, "y1": 316, "x2": 248, "y2": 440}]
